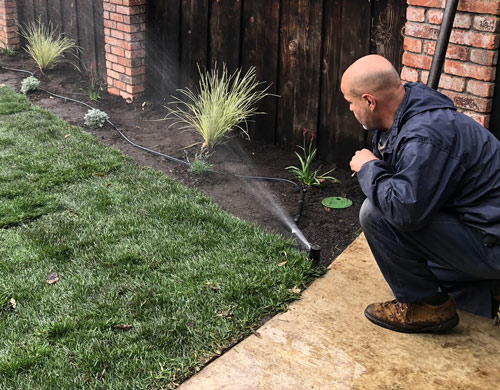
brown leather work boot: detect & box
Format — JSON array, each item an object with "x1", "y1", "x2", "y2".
[{"x1": 364, "y1": 296, "x2": 459, "y2": 333}]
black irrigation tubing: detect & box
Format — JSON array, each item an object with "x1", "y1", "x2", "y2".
[{"x1": 1, "y1": 64, "x2": 302, "y2": 191}]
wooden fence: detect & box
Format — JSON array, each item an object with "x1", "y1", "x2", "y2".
[
  {"x1": 146, "y1": 0, "x2": 407, "y2": 165},
  {"x1": 16, "y1": 0, "x2": 106, "y2": 76},
  {"x1": 15, "y1": 0, "x2": 406, "y2": 166}
]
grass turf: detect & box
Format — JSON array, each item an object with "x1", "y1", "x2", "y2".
[{"x1": 0, "y1": 86, "x2": 322, "y2": 389}]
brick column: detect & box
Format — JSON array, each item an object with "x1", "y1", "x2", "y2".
[
  {"x1": 0, "y1": 1, "x2": 19, "y2": 50},
  {"x1": 402, "y1": 0, "x2": 500, "y2": 127},
  {"x1": 103, "y1": 0, "x2": 146, "y2": 101}
]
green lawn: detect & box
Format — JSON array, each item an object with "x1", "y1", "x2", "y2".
[{"x1": 0, "y1": 87, "x2": 322, "y2": 389}]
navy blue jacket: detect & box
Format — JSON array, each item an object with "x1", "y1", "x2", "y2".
[{"x1": 358, "y1": 82, "x2": 500, "y2": 242}]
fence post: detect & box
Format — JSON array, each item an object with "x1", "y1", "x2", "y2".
[
  {"x1": 0, "y1": 1, "x2": 20, "y2": 50},
  {"x1": 103, "y1": 0, "x2": 146, "y2": 101}
]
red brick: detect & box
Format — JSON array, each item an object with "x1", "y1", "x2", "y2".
[
  {"x1": 103, "y1": 3, "x2": 116, "y2": 12},
  {"x1": 115, "y1": 5, "x2": 144, "y2": 15},
  {"x1": 450, "y1": 29, "x2": 499, "y2": 49},
  {"x1": 467, "y1": 80, "x2": 495, "y2": 97},
  {"x1": 442, "y1": 90, "x2": 492, "y2": 112},
  {"x1": 107, "y1": 86, "x2": 121, "y2": 96},
  {"x1": 103, "y1": 11, "x2": 110, "y2": 20},
  {"x1": 401, "y1": 66, "x2": 420, "y2": 82},
  {"x1": 463, "y1": 110, "x2": 490, "y2": 127},
  {"x1": 117, "y1": 56, "x2": 144, "y2": 67},
  {"x1": 458, "y1": 0, "x2": 500, "y2": 15},
  {"x1": 473, "y1": 15, "x2": 500, "y2": 32},
  {"x1": 124, "y1": 66, "x2": 145, "y2": 76},
  {"x1": 420, "y1": 70, "x2": 429, "y2": 83},
  {"x1": 116, "y1": 22, "x2": 145, "y2": 33},
  {"x1": 123, "y1": 0, "x2": 146, "y2": 6},
  {"x1": 404, "y1": 37, "x2": 423, "y2": 53},
  {"x1": 407, "y1": 6, "x2": 425, "y2": 22},
  {"x1": 109, "y1": 0, "x2": 124, "y2": 4},
  {"x1": 407, "y1": 0, "x2": 444, "y2": 7},
  {"x1": 403, "y1": 52, "x2": 433, "y2": 69},
  {"x1": 111, "y1": 29, "x2": 124, "y2": 40},
  {"x1": 107, "y1": 69, "x2": 121, "y2": 80},
  {"x1": 110, "y1": 46, "x2": 125, "y2": 57},
  {"x1": 470, "y1": 48, "x2": 497, "y2": 65},
  {"x1": 437, "y1": 74, "x2": 466, "y2": 92},
  {"x1": 110, "y1": 13, "x2": 125, "y2": 23},
  {"x1": 103, "y1": 19, "x2": 116, "y2": 29},
  {"x1": 444, "y1": 59, "x2": 496, "y2": 81},
  {"x1": 405, "y1": 22, "x2": 440, "y2": 40},
  {"x1": 113, "y1": 79, "x2": 127, "y2": 90},
  {"x1": 423, "y1": 41, "x2": 469, "y2": 60},
  {"x1": 112, "y1": 63, "x2": 126, "y2": 73},
  {"x1": 105, "y1": 53, "x2": 119, "y2": 63},
  {"x1": 125, "y1": 84, "x2": 145, "y2": 94},
  {"x1": 427, "y1": 10, "x2": 471, "y2": 28}
]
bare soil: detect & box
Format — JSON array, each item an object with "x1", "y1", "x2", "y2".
[{"x1": 0, "y1": 53, "x2": 365, "y2": 266}]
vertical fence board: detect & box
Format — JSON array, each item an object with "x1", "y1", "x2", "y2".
[
  {"x1": 33, "y1": 0, "x2": 48, "y2": 25},
  {"x1": 277, "y1": 0, "x2": 323, "y2": 149},
  {"x1": 372, "y1": 0, "x2": 406, "y2": 73},
  {"x1": 327, "y1": 0, "x2": 373, "y2": 166},
  {"x1": 146, "y1": 0, "x2": 181, "y2": 99},
  {"x1": 47, "y1": 0, "x2": 62, "y2": 32},
  {"x1": 241, "y1": 0, "x2": 280, "y2": 143},
  {"x1": 180, "y1": 0, "x2": 208, "y2": 91},
  {"x1": 92, "y1": 0, "x2": 106, "y2": 77},
  {"x1": 209, "y1": 0, "x2": 241, "y2": 73},
  {"x1": 60, "y1": 0, "x2": 78, "y2": 42},
  {"x1": 16, "y1": 0, "x2": 35, "y2": 37},
  {"x1": 76, "y1": 1, "x2": 96, "y2": 73},
  {"x1": 318, "y1": 0, "x2": 343, "y2": 164}
]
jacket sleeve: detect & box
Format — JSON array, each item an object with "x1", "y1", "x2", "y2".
[{"x1": 357, "y1": 138, "x2": 464, "y2": 231}]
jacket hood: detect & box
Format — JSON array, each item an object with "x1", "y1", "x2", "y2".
[{"x1": 398, "y1": 82, "x2": 456, "y2": 125}]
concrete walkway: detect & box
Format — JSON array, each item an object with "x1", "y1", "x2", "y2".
[{"x1": 178, "y1": 234, "x2": 500, "y2": 390}]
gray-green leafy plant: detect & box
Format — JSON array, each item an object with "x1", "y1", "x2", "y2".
[
  {"x1": 0, "y1": 41, "x2": 15, "y2": 56},
  {"x1": 20, "y1": 76, "x2": 40, "y2": 94},
  {"x1": 165, "y1": 64, "x2": 271, "y2": 155},
  {"x1": 188, "y1": 155, "x2": 213, "y2": 175},
  {"x1": 84, "y1": 108, "x2": 108, "y2": 128},
  {"x1": 19, "y1": 19, "x2": 80, "y2": 72}
]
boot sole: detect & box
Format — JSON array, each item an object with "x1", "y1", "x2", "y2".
[{"x1": 364, "y1": 311, "x2": 460, "y2": 334}]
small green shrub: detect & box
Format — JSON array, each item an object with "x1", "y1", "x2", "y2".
[
  {"x1": 189, "y1": 156, "x2": 213, "y2": 175},
  {"x1": 19, "y1": 19, "x2": 79, "y2": 72},
  {"x1": 165, "y1": 64, "x2": 271, "y2": 154},
  {"x1": 20, "y1": 76, "x2": 40, "y2": 94},
  {"x1": 84, "y1": 108, "x2": 108, "y2": 128}
]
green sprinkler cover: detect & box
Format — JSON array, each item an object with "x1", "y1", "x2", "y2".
[{"x1": 322, "y1": 196, "x2": 352, "y2": 209}]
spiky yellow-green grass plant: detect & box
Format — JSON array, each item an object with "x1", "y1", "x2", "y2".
[
  {"x1": 19, "y1": 19, "x2": 79, "y2": 72},
  {"x1": 166, "y1": 64, "x2": 271, "y2": 153}
]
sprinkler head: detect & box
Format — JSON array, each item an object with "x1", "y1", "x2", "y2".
[{"x1": 308, "y1": 245, "x2": 321, "y2": 264}]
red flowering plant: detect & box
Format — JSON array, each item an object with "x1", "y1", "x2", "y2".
[{"x1": 286, "y1": 128, "x2": 340, "y2": 187}]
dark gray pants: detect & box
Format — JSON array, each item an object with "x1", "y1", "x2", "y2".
[{"x1": 360, "y1": 199, "x2": 500, "y2": 318}]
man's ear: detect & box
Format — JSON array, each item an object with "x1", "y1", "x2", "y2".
[{"x1": 361, "y1": 94, "x2": 376, "y2": 111}]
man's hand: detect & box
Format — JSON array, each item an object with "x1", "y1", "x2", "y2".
[{"x1": 350, "y1": 149, "x2": 379, "y2": 173}]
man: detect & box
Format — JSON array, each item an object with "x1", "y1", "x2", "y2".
[{"x1": 343, "y1": 54, "x2": 500, "y2": 333}]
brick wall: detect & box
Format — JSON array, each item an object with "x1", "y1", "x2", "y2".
[
  {"x1": 103, "y1": 0, "x2": 146, "y2": 101},
  {"x1": 0, "y1": 1, "x2": 19, "y2": 50},
  {"x1": 402, "y1": 0, "x2": 500, "y2": 127}
]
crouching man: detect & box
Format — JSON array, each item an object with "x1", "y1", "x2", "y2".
[{"x1": 343, "y1": 55, "x2": 500, "y2": 333}]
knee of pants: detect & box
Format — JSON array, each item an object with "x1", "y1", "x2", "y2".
[{"x1": 359, "y1": 199, "x2": 382, "y2": 232}]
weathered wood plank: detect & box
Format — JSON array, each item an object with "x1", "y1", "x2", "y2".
[
  {"x1": 92, "y1": 0, "x2": 107, "y2": 77},
  {"x1": 209, "y1": 0, "x2": 241, "y2": 73},
  {"x1": 33, "y1": 0, "x2": 48, "y2": 26},
  {"x1": 180, "y1": 0, "x2": 209, "y2": 91},
  {"x1": 76, "y1": 0, "x2": 97, "y2": 72},
  {"x1": 60, "y1": 0, "x2": 78, "y2": 42},
  {"x1": 372, "y1": 0, "x2": 407, "y2": 73},
  {"x1": 277, "y1": 0, "x2": 323, "y2": 150},
  {"x1": 241, "y1": 0, "x2": 280, "y2": 143},
  {"x1": 325, "y1": 0, "x2": 372, "y2": 167},
  {"x1": 146, "y1": 0, "x2": 181, "y2": 98},
  {"x1": 16, "y1": 0, "x2": 35, "y2": 27},
  {"x1": 47, "y1": 0, "x2": 62, "y2": 33},
  {"x1": 318, "y1": 0, "x2": 343, "y2": 164}
]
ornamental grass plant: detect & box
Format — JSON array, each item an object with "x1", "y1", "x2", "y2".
[
  {"x1": 165, "y1": 64, "x2": 271, "y2": 155},
  {"x1": 19, "y1": 19, "x2": 79, "y2": 72}
]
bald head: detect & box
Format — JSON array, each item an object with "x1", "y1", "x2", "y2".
[{"x1": 342, "y1": 55, "x2": 402, "y2": 98}]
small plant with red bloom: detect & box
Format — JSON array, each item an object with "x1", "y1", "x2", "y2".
[{"x1": 286, "y1": 128, "x2": 340, "y2": 187}]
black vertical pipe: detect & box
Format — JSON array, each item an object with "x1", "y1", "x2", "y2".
[{"x1": 427, "y1": 0, "x2": 459, "y2": 90}]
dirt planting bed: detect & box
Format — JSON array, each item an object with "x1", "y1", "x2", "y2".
[{"x1": 0, "y1": 53, "x2": 366, "y2": 266}]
